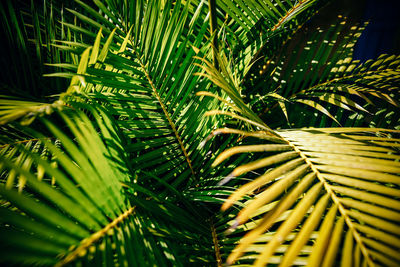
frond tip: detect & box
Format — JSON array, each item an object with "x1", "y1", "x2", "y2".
[{"x1": 0, "y1": 98, "x2": 65, "y2": 125}]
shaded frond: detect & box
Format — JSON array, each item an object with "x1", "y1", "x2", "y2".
[
  {"x1": 210, "y1": 0, "x2": 325, "y2": 76},
  {"x1": 244, "y1": 18, "x2": 399, "y2": 128},
  {"x1": 0, "y1": 126, "x2": 59, "y2": 191}
]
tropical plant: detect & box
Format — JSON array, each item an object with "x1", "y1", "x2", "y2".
[{"x1": 0, "y1": 0, "x2": 399, "y2": 266}]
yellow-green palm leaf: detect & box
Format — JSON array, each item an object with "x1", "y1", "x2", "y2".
[{"x1": 211, "y1": 127, "x2": 400, "y2": 266}]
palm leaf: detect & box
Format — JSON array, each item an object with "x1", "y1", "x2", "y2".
[
  {"x1": 0, "y1": 104, "x2": 216, "y2": 266},
  {"x1": 244, "y1": 17, "x2": 399, "y2": 128},
  {"x1": 292, "y1": 54, "x2": 400, "y2": 120},
  {"x1": 209, "y1": 127, "x2": 400, "y2": 266},
  {"x1": 1, "y1": 0, "x2": 399, "y2": 266},
  {"x1": 0, "y1": 125, "x2": 60, "y2": 191},
  {"x1": 0, "y1": 0, "x2": 71, "y2": 98},
  {"x1": 0, "y1": 96, "x2": 65, "y2": 125},
  {"x1": 47, "y1": 0, "x2": 229, "y2": 194},
  {"x1": 197, "y1": 17, "x2": 400, "y2": 265},
  {"x1": 0, "y1": 106, "x2": 131, "y2": 265},
  {"x1": 211, "y1": 0, "x2": 325, "y2": 73}
]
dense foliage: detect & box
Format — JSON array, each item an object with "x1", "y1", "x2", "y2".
[{"x1": 0, "y1": 0, "x2": 399, "y2": 266}]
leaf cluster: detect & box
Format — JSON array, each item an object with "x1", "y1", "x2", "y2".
[{"x1": 0, "y1": 0, "x2": 399, "y2": 266}]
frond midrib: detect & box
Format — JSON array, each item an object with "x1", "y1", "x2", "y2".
[
  {"x1": 55, "y1": 206, "x2": 136, "y2": 267},
  {"x1": 135, "y1": 54, "x2": 196, "y2": 179},
  {"x1": 210, "y1": 218, "x2": 223, "y2": 267},
  {"x1": 0, "y1": 137, "x2": 54, "y2": 148},
  {"x1": 271, "y1": 0, "x2": 310, "y2": 32},
  {"x1": 280, "y1": 132, "x2": 375, "y2": 266}
]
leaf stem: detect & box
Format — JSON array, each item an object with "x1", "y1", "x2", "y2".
[
  {"x1": 136, "y1": 56, "x2": 196, "y2": 179},
  {"x1": 284, "y1": 137, "x2": 375, "y2": 267},
  {"x1": 55, "y1": 206, "x2": 136, "y2": 267},
  {"x1": 271, "y1": 0, "x2": 310, "y2": 32},
  {"x1": 209, "y1": 218, "x2": 222, "y2": 267},
  {"x1": 208, "y1": 0, "x2": 219, "y2": 70},
  {"x1": 0, "y1": 137, "x2": 54, "y2": 148}
]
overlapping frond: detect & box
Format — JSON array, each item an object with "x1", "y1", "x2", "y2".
[
  {"x1": 246, "y1": 17, "x2": 364, "y2": 96},
  {"x1": 218, "y1": 1, "x2": 322, "y2": 56},
  {"x1": 184, "y1": 0, "x2": 326, "y2": 82},
  {"x1": 0, "y1": 105, "x2": 215, "y2": 266},
  {"x1": 0, "y1": 96, "x2": 65, "y2": 125},
  {"x1": 0, "y1": 0, "x2": 70, "y2": 98},
  {"x1": 1, "y1": 0, "x2": 399, "y2": 266},
  {"x1": 291, "y1": 54, "x2": 400, "y2": 124},
  {"x1": 196, "y1": 16, "x2": 400, "y2": 265},
  {"x1": 0, "y1": 125, "x2": 59, "y2": 191},
  {"x1": 0, "y1": 106, "x2": 130, "y2": 265},
  {"x1": 47, "y1": 0, "x2": 225, "y2": 192},
  {"x1": 243, "y1": 18, "x2": 400, "y2": 128}
]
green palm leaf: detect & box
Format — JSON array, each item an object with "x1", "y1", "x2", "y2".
[
  {"x1": 244, "y1": 18, "x2": 399, "y2": 128},
  {"x1": 209, "y1": 0, "x2": 324, "y2": 72},
  {"x1": 0, "y1": 96, "x2": 65, "y2": 125},
  {"x1": 47, "y1": 0, "x2": 225, "y2": 193},
  {"x1": 197, "y1": 16, "x2": 400, "y2": 264},
  {"x1": 0, "y1": 106, "x2": 131, "y2": 265},
  {"x1": 0, "y1": 105, "x2": 215, "y2": 266},
  {"x1": 0, "y1": 127, "x2": 59, "y2": 191},
  {"x1": 1, "y1": 0, "x2": 399, "y2": 266}
]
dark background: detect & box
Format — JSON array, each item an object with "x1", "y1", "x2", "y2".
[{"x1": 319, "y1": 0, "x2": 400, "y2": 61}]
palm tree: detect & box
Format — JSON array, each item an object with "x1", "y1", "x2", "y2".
[{"x1": 0, "y1": 0, "x2": 399, "y2": 266}]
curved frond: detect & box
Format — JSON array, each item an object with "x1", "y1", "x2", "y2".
[
  {"x1": 0, "y1": 0, "x2": 69, "y2": 98},
  {"x1": 293, "y1": 54, "x2": 400, "y2": 113},
  {"x1": 211, "y1": 127, "x2": 400, "y2": 266},
  {"x1": 0, "y1": 128, "x2": 58, "y2": 191}
]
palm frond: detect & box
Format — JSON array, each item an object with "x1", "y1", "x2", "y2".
[
  {"x1": 243, "y1": 18, "x2": 399, "y2": 128},
  {"x1": 0, "y1": 0, "x2": 70, "y2": 98},
  {"x1": 213, "y1": 0, "x2": 325, "y2": 71},
  {"x1": 0, "y1": 105, "x2": 216, "y2": 266},
  {"x1": 197, "y1": 15, "x2": 400, "y2": 265},
  {"x1": 210, "y1": 127, "x2": 400, "y2": 266},
  {"x1": 0, "y1": 125, "x2": 59, "y2": 191},
  {"x1": 292, "y1": 53, "x2": 400, "y2": 117},
  {"x1": 47, "y1": 0, "x2": 227, "y2": 193},
  {"x1": 0, "y1": 106, "x2": 131, "y2": 265},
  {"x1": 1, "y1": 0, "x2": 399, "y2": 266},
  {"x1": 195, "y1": 52, "x2": 273, "y2": 133}
]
